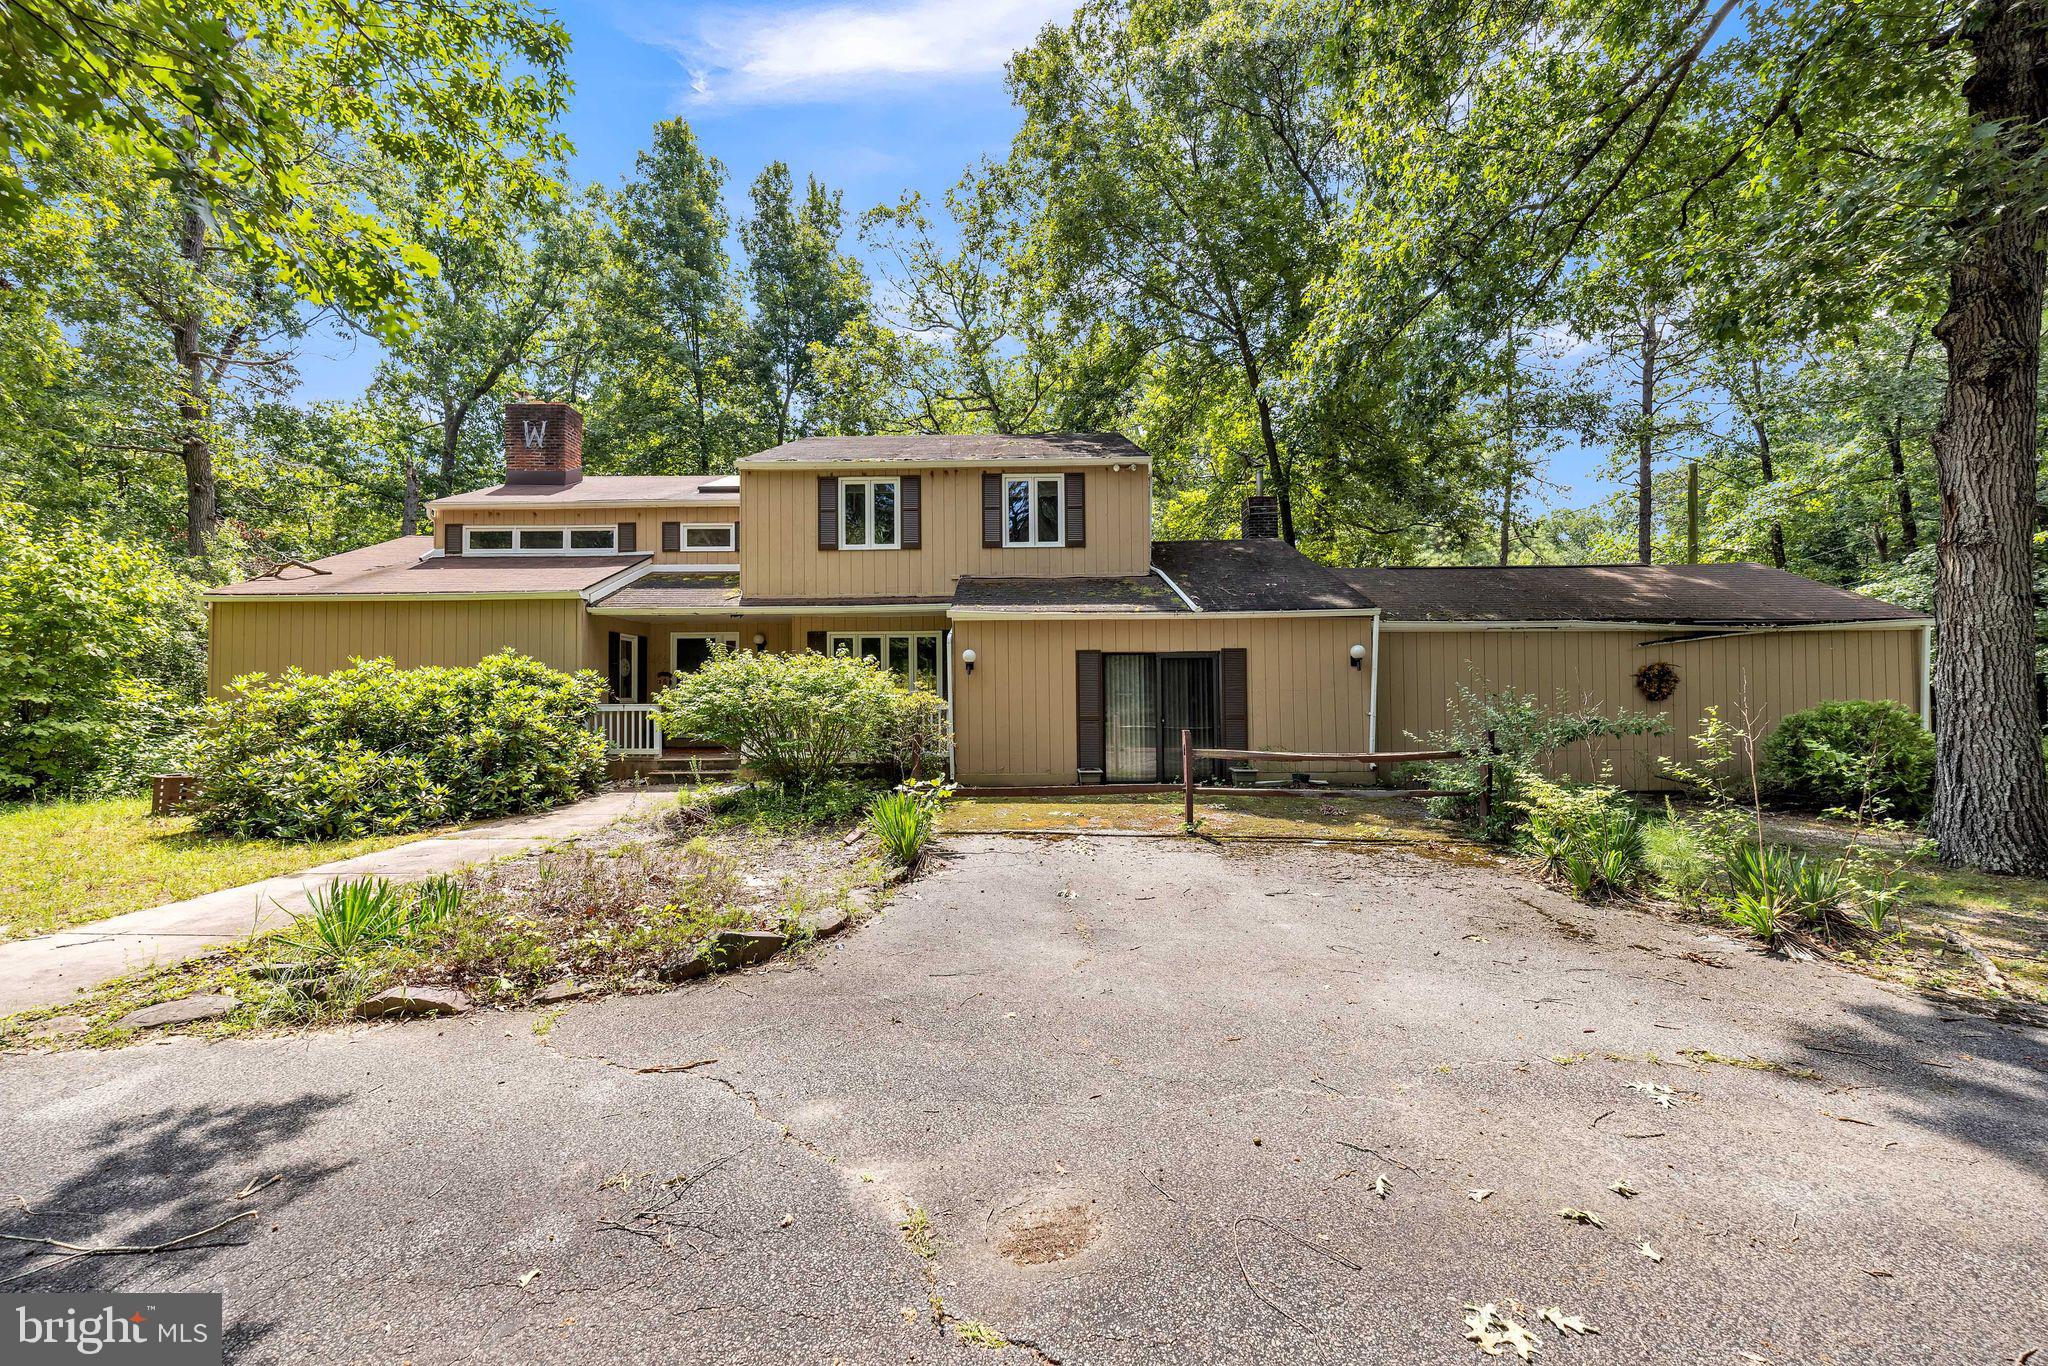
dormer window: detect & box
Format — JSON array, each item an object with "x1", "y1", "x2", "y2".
[
  {"x1": 463, "y1": 525, "x2": 617, "y2": 555},
  {"x1": 1003, "y1": 474, "x2": 1064, "y2": 548},
  {"x1": 840, "y1": 477, "x2": 900, "y2": 550}
]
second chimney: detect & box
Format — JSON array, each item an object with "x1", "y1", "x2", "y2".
[
  {"x1": 504, "y1": 400, "x2": 583, "y2": 487},
  {"x1": 1242, "y1": 494, "x2": 1281, "y2": 539}
]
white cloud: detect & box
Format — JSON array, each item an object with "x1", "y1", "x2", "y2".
[{"x1": 655, "y1": 0, "x2": 1076, "y2": 104}]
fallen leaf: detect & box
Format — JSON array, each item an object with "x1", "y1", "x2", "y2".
[
  {"x1": 1608, "y1": 1180, "x2": 1639, "y2": 1198},
  {"x1": 1469, "y1": 1188, "x2": 1494, "y2": 1202},
  {"x1": 779, "y1": 1212, "x2": 794, "y2": 1228},
  {"x1": 1539, "y1": 1306, "x2": 1598, "y2": 1337},
  {"x1": 1626, "y1": 1080, "x2": 1678, "y2": 1108},
  {"x1": 1637, "y1": 1242, "x2": 1663, "y2": 1263},
  {"x1": 1372, "y1": 1173, "x2": 1391, "y2": 1199},
  {"x1": 519, "y1": 1268, "x2": 541, "y2": 1287},
  {"x1": 1557, "y1": 1207, "x2": 1605, "y2": 1227},
  {"x1": 1500, "y1": 1318, "x2": 1540, "y2": 1362},
  {"x1": 900, "y1": 1307, "x2": 919, "y2": 1324}
]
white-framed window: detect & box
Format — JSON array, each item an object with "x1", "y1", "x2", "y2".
[
  {"x1": 829, "y1": 632, "x2": 945, "y2": 695},
  {"x1": 1003, "y1": 473, "x2": 1064, "y2": 547},
  {"x1": 464, "y1": 525, "x2": 617, "y2": 555},
  {"x1": 682, "y1": 523, "x2": 736, "y2": 551},
  {"x1": 840, "y1": 477, "x2": 900, "y2": 550}
]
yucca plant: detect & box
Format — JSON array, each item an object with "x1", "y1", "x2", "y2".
[
  {"x1": 411, "y1": 874, "x2": 466, "y2": 929},
  {"x1": 865, "y1": 790, "x2": 934, "y2": 867},
  {"x1": 281, "y1": 877, "x2": 416, "y2": 959}
]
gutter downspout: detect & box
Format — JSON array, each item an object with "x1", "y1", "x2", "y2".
[
  {"x1": 1367, "y1": 610, "x2": 1381, "y2": 775},
  {"x1": 945, "y1": 627, "x2": 958, "y2": 779},
  {"x1": 1920, "y1": 622, "x2": 1934, "y2": 730}
]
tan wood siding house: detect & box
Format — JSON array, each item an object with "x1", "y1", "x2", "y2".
[{"x1": 204, "y1": 406, "x2": 1933, "y2": 789}]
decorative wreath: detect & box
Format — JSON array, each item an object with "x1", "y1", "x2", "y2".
[{"x1": 1634, "y1": 661, "x2": 1680, "y2": 703}]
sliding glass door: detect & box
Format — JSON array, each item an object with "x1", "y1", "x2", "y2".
[{"x1": 1103, "y1": 652, "x2": 1222, "y2": 782}]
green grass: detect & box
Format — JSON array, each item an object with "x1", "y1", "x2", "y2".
[{"x1": 0, "y1": 797, "x2": 429, "y2": 942}]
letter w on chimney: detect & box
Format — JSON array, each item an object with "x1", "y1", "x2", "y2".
[{"x1": 522, "y1": 418, "x2": 549, "y2": 449}]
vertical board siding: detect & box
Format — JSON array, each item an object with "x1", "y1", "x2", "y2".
[
  {"x1": 1374, "y1": 626, "x2": 1924, "y2": 788},
  {"x1": 741, "y1": 466, "x2": 1152, "y2": 599},
  {"x1": 208, "y1": 599, "x2": 587, "y2": 693},
  {"x1": 950, "y1": 617, "x2": 1375, "y2": 785}
]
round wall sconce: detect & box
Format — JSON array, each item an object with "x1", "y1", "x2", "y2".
[
  {"x1": 961, "y1": 648, "x2": 977, "y2": 676},
  {"x1": 752, "y1": 633, "x2": 767, "y2": 648},
  {"x1": 1349, "y1": 643, "x2": 1366, "y2": 670}
]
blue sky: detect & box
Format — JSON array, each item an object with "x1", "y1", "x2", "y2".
[{"x1": 297, "y1": 0, "x2": 1620, "y2": 510}]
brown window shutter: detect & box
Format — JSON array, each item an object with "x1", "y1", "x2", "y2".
[
  {"x1": 1076, "y1": 650, "x2": 1105, "y2": 781},
  {"x1": 818, "y1": 476, "x2": 840, "y2": 549},
  {"x1": 444, "y1": 522, "x2": 464, "y2": 555},
  {"x1": 638, "y1": 634, "x2": 651, "y2": 701},
  {"x1": 1220, "y1": 648, "x2": 1249, "y2": 750},
  {"x1": 606, "y1": 632, "x2": 622, "y2": 700},
  {"x1": 617, "y1": 521, "x2": 637, "y2": 552},
  {"x1": 901, "y1": 474, "x2": 921, "y2": 549},
  {"x1": 805, "y1": 630, "x2": 827, "y2": 653},
  {"x1": 982, "y1": 471, "x2": 1002, "y2": 548},
  {"x1": 661, "y1": 521, "x2": 681, "y2": 553},
  {"x1": 1064, "y1": 472, "x2": 1086, "y2": 547}
]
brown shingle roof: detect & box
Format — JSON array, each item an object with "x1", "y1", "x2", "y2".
[
  {"x1": 737, "y1": 433, "x2": 1147, "y2": 468},
  {"x1": 1153, "y1": 539, "x2": 1377, "y2": 612},
  {"x1": 431, "y1": 475, "x2": 737, "y2": 507},
  {"x1": 591, "y1": 573, "x2": 741, "y2": 611},
  {"x1": 1340, "y1": 563, "x2": 1926, "y2": 625},
  {"x1": 952, "y1": 575, "x2": 1188, "y2": 614},
  {"x1": 208, "y1": 537, "x2": 649, "y2": 597}
]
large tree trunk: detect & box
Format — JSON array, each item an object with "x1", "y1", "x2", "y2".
[
  {"x1": 173, "y1": 198, "x2": 216, "y2": 557},
  {"x1": 1927, "y1": 0, "x2": 2048, "y2": 873},
  {"x1": 1253, "y1": 393, "x2": 1296, "y2": 544},
  {"x1": 1891, "y1": 332, "x2": 1923, "y2": 555},
  {"x1": 1500, "y1": 327, "x2": 1517, "y2": 566},
  {"x1": 1636, "y1": 317, "x2": 1657, "y2": 564},
  {"x1": 1749, "y1": 357, "x2": 1787, "y2": 568}
]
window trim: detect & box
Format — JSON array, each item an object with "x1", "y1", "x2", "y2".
[
  {"x1": 463, "y1": 524, "x2": 620, "y2": 556},
  {"x1": 1001, "y1": 472, "x2": 1065, "y2": 548},
  {"x1": 679, "y1": 522, "x2": 737, "y2": 552},
  {"x1": 838, "y1": 477, "x2": 902, "y2": 551},
  {"x1": 827, "y1": 631, "x2": 946, "y2": 695}
]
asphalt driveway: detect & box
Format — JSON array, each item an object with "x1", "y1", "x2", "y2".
[{"x1": 0, "y1": 834, "x2": 2040, "y2": 1363}]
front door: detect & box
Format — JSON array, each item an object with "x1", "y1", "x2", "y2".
[{"x1": 1102, "y1": 653, "x2": 1221, "y2": 782}]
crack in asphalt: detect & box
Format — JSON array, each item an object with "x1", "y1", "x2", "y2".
[{"x1": 537, "y1": 1018, "x2": 1066, "y2": 1361}]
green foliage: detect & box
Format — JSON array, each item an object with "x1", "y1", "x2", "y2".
[
  {"x1": 698, "y1": 779, "x2": 882, "y2": 833},
  {"x1": 190, "y1": 651, "x2": 605, "y2": 840},
  {"x1": 1520, "y1": 776, "x2": 1647, "y2": 901},
  {"x1": 866, "y1": 790, "x2": 937, "y2": 868},
  {"x1": 282, "y1": 877, "x2": 425, "y2": 960},
  {"x1": 0, "y1": 508, "x2": 205, "y2": 796},
  {"x1": 1418, "y1": 683, "x2": 1667, "y2": 842},
  {"x1": 656, "y1": 647, "x2": 941, "y2": 791},
  {"x1": 1761, "y1": 700, "x2": 1934, "y2": 818}
]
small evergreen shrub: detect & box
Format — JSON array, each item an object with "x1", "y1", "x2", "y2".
[
  {"x1": 190, "y1": 652, "x2": 606, "y2": 840},
  {"x1": 657, "y1": 647, "x2": 949, "y2": 790},
  {"x1": 1760, "y1": 700, "x2": 1933, "y2": 818}
]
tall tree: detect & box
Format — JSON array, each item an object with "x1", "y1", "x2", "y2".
[{"x1": 740, "y1": 163, "x2": 866, "y2": 446}]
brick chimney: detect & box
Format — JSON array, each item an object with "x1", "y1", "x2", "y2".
[
  {"x1": 503, "y1": 399, "x2": 583, "y2": 487},
  {"x1": 1242, "y1": 494, "x2": 1281, "y2": 539}
]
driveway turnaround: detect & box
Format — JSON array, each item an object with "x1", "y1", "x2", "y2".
[
  {"x1": 0, "y1": 790, "x2": 662, "y2": 1017},
  {"x1": 0, "y1": 835, "x2": 2039, "y2": 1363}
]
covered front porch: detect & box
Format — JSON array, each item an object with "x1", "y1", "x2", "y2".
[{"x1": 584, "y1": 587, "x2": 953, "y2": 761}]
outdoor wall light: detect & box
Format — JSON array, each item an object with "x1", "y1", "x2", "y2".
[
  {"x1": 1349, "y1": 643, "x2": 1366, "y2": 669},
  {"x1": 961, "y1": 648, "x2": 977, "y2": 675},
  {"x1": 752, "y1": 633, "x2": 766, "y2": 648}
]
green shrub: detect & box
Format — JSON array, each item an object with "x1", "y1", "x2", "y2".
[
  {"x1": 657, "y1": 647, "x2": 949, "y2": 790},
  {"x1": 1416, "y1": 684, "x2": 1668, "y2": 842},
  {"x1": 282, "y1": 877, "x2": 421, "y2": 959},
  {"x1": 1519, "y1": 776, "x2": 1647, "y2": 900},
  {"x1": 190, "y1": 651, "x2": 605, "y2": 840},
  {"x1": 699, "y1": 777, "x2": 882, "y2": 831},
  {"x1": 0, "y1": 507, "x2": 206, "y2": 797},
  {"x1": 1643, "y1": 811, "x2": 1716, "y2": 901},
  {"x1": 1760, "y1": 700, "x2": 1933, "y2": 818},
  {"x1": 866, "y1": 790, "x2": 936, "y2": 866}
]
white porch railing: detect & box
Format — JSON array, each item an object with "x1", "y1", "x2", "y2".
[{"x1": 593, "y1": 703, "x2": 662, "y2": 756}]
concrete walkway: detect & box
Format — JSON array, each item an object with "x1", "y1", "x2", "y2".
[{"x1": 0, "y1": 789, "x2": 661, "y2": 1018}]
